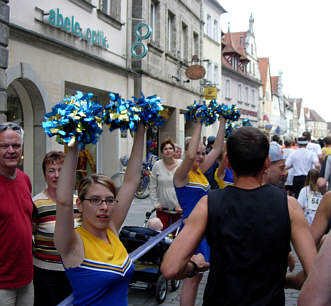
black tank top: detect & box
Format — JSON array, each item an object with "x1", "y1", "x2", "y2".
[{"x1": 204, "y1": 184, "x2": 291, "y2": 306}]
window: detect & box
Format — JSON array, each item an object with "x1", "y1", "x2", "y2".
[
  {"x1": 245, "y1": 87, "x2": 249, "y2": 103},
  {"x1": 206, "y1": 14, "x2": 212, "y2": 37},
  {"x1": 181, "y1": 22, "x2": 188, "y2": 61},
  {"x1": 238, "y1": 84, "x2": 242, "y2": 102},
  {"x1": 213, "y1": 19, "x2": 219, "y2": 42},
  {"x1": 168, "y1": 11, "x2": 176, "y2": 52},
  {"x1": 193, "y1": 32, "x2": 199, "y2": 59},
  {"x1": 214, "y1": 65, "x2": 219, "y2": 86},
  {"x1": 226, "y1": 80, "x2": 230, "y2": 98},
  {"x1": 100, "y1": 0, "x2": 120, "y2": 20},
  {"x1": 207, "y1": 62, "x2": 212, "y2": 82},
  {"x1": 251, "y1": 89, "x2": 255, "y2": 104}
]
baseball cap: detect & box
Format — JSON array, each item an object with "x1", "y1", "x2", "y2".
[{"x1": 269, "y1": 141, "x2": 283, "y2": 162}]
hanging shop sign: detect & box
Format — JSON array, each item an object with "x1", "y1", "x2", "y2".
[
  {"x1": 131, "y1": 23, "x2": 152, "y2": 59},
  {"x1": 185, "y1": 65, "x2": 206, "y2": 80},
  {"x1": 204, "y1": 87, "x2": 217, "y2": 100},
  {"x1": 47, "y1": 8, "x2": 109, "y2": 48}
]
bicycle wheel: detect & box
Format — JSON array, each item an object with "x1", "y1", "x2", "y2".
[
  {"x1": 111, "y1": 172, "x2": 125, "y2": 191},
  {"x1": 135, "y1": 177, "x2": 150, "y2": 199}
]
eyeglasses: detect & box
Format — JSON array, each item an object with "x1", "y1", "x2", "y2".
[
  {"x1": 0, "y1": 122, "x2": 22, "y2": 134},
  {"x1": 83, "y1": 197, "x2": 119, "y2": 206}
]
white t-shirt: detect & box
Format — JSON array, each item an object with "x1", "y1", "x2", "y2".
[
  {"x1": 283, "y1": 148, "x2": 295, "y2": 186},
  {"x1": 307, "y1": 142, "x2": 322, "y2": 158},
  {"x1": 285, "y1": 148, "x2": 318, "y2": 176},
  {"x1": 297, "y1": 186, "x2": 322, "y2": 226}
]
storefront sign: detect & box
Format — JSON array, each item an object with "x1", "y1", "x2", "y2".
[
  {"x1": 131, "y1": 23, "x2": 152, "y2": 59},
  {"x1": 204, "y1": 87, "x2": 217, "y2": 100},
  {"x1": 48, "y1": 8, "x2": 109, "y2": 48}
]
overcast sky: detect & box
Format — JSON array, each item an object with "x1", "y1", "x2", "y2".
[{"x1": 219, "y1": 0, "x2": 331, "y2": 122}]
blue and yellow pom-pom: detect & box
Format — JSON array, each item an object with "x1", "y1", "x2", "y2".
[{"x1": 42, "y1": 91, "x2": 103, "y2": 149}]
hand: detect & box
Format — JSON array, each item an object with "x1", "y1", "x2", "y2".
[
  {"x1": 191, "y1": 253, "x2": 210, "y2": 273},
  {"x1": 156, "y1": 205, "x2": 162, "y2": 211},
  {"x1": 288, "y1": 252, "x2": 296, "y2": 272},
  {"x1": 285, "y1": 271, "x2": 306, "y2": 290},
  {"x1": 175, "y1": 206, "x2": 183, "y2": 214}
]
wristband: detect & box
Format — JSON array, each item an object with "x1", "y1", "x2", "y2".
[{"x1": 187, "y1": 260, "x2": 198, "y2": 278}]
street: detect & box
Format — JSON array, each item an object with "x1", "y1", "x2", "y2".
[{"x1": 124, "y1": 197, "x2": 301, "y2": 306}]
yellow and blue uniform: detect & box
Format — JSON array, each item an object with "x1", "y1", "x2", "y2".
[
  {"x1": 65, "y1": 227, "x2": 134, "y2": 305},
  {"x1": 175, "y1": 168, "x2": 210, "y2": 261}
]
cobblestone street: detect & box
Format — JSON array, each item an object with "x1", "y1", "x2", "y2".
[{"x1": 125, "y1": 198, "x2": 301, "y2": 305}]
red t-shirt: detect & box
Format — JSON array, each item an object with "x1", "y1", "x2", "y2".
[{"x1": 0, "y1": 169, "x2": 34, "y2": 289}]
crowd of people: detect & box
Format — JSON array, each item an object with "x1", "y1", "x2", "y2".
[{"x1": 1, "y1": 119, "x2": 331, "y2": 306}]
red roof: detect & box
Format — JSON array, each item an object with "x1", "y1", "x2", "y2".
[
  {"x1": 222, "y1": 33, "x2": 243, "y2": 57},
  {"x1": 271, "y1": 76, "x2": 279, "y2": 95},
  {"x1": 258, "y1": 58, "x2": 269, "y2": 95}
]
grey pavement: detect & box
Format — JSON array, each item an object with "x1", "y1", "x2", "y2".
[{"x1": 125, "y1": 197, "x2": 300, "y2": 305}]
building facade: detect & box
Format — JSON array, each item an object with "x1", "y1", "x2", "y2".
[
  {"x1": 202, "y1": 0, "x2": 225, "y2": 137},
  {"x1": 304, "y1": 107, "x2": 328, "y2": 139},
  {"x1": 0, "y1": 0, "x2": 9, "y2": 123},
  {"x1": 221, "y1": 16, "x2": 261, "y2": 126},
  {"x1": 8, "y1": 0, "x2": 136, "y2": 193}
]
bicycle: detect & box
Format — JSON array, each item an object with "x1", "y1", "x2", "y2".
[
  {"x1": 134, "y1": 153, "x2": 158, "y2": 199},
  {"x1": 110, "y1": 156, "x2": 129, "y2": 191}
]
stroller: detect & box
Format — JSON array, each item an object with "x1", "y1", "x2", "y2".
[{"x1": 119, "y1": 208, "x2": 182, "y2": 304}]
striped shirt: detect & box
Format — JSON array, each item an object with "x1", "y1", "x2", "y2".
[{"x1": 33, "y1": 192, "x2": 81, "y2": 271}]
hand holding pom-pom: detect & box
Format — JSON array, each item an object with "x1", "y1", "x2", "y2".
[{"x1": 42, "y1": 91, "x2": 103, "y2": 149}]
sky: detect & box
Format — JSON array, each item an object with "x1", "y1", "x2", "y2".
[{"x1": 219, "y1": 0, "x2": 331, "y2": 122}]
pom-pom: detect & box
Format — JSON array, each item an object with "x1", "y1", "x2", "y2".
[
  {"x1": 184, "y1": 100, "x2": 241, "y2": 126},
  {"x1": 42, "y1": 91, "x2": 103, "y2": 149},
  {"x1": 242, "y1": 118, "x2": 253, "y2": 127},
  {"x1": 132, "y1": 92, "x2": 169, "y2": 127},
  {"x1": 103, "y1": 93, "x2": 140, "y2": 132}
]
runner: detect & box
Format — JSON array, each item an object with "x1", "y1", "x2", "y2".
[
  {"x1": 285, "y1": 136, "x2": 319, "y2": 198},
  {"x1": 161, "y1": 127, "x2": 317, "y2": 305}
]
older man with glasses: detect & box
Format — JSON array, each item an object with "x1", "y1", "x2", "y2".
[{"x1": 0, "y1": 122, "x2": 34, "y2": 306}]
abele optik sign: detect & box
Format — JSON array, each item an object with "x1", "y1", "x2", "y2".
[{"x1": 48, "y1": 8, "x2": 109, "y2": 48}]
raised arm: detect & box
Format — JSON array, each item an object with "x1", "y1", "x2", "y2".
[
  {"x1": 200, "y1": 117, "x2": 225, "y2": 173},
  {"x1": 173, "y1": 121, "x2": 203, "y2": 187},
  {"x1": 111, "y1": 123, "x2": 145, "y2": 232},
  {"x1": 55, "y1": 144, "x2": 82, "y2": 259},
  {"x1": 310, "y1": 191, "x2": 331, "y2": 247},
  {"x1": 298, "y1": 232, "x2": 331, "y2": 306},
  {"x1": 161, "y1": 195, "x2": 209, "y2": 279},
  {"x1": 287, "y1": 196, "x2": 317, "y2": 289}
]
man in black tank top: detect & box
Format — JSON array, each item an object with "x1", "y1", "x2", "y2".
[{"x1": 161, "y1": 127, "x2": 317, "y2": 306}]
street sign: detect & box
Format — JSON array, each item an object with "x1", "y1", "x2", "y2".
[{"x1": 204, "y1": 87, "x2": 217, "y2": 100}]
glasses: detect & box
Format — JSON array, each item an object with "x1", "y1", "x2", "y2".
[
  {"x1": 0, "y1": 122, "x2": 22, "y2": 134},
  {"x1": 83, "y1": 197, "x2": 119, "y2": 206}
]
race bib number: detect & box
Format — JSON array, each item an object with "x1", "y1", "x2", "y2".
[{"x1": 307, "y1": 193, "x2": 322, "y2": 211}]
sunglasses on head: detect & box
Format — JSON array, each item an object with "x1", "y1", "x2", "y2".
[{"x1": 0, "y1": 122, "x2": 22, "y2": 134}]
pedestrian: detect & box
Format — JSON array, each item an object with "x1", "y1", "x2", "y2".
[
  {"x1": 54, "y1": 123, "x2": 145, "y2": 305},
  {"x1": 283, "y1": 139, "x2": 295, "y2": 195},
  {"x1": 149, "y1": 138, "x2": 182, "y2": 230},
  {"x1": 214, "y1": 145, "x2": 234, "y2": 189},
  {"x1": 285, "y1": 136, "x2": 319, "y2": 198},
  {"x1": 161, "y1": 126, "x2": 317, "y2": 305},
  {"x1": 205, "y1": 136, "x2": 215, "y2": 154},
  {"x1": 303, "y1": 131, "x2": 323, "y2": 163},
  {"x1": 321, "y1": 136, "x2": 331, "y2": 161},
  {"x1": 174, "y1": 143, "x2": 182, "y2": 159},
  {"x1": 297, "y1": 169, "x2": 323, "y2": 226},
  {"x1": 33, "y1": 151, "x2": 81, "y2": 306},
  {"x1": 263, "y1": 141, "x2": 287, "y2": 187},
  {"x1": 202, "y1": 136, "x2": 207, "y2": 147},
  {"x1": 0, "y1": 122, "x2": 34, "y2": 305},
  {"x1": 173, "y1": 118, "x2": 225, "y2": 306}
]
